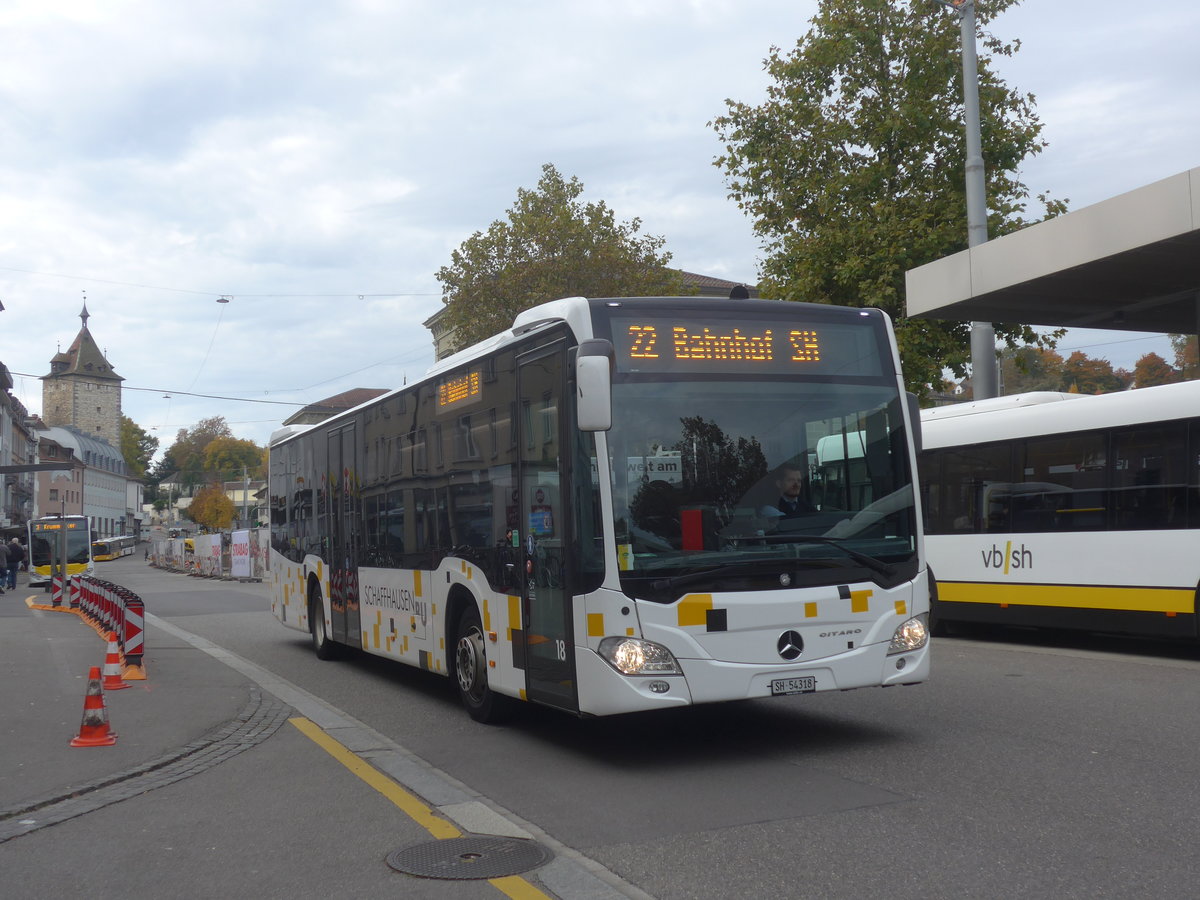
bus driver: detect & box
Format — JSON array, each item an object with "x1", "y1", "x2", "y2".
[{"x1": 767, "y1": 464, "x2": 816, "y2": 518}]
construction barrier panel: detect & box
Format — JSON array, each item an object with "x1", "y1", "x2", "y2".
[
  {"x1": 123, "y1": 596, "x2": 146, "y2": 679},
  {"x1": 71, "y1": 576, "x2": 148, "y2": 680}
]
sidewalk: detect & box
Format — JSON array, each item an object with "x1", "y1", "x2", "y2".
[{"x1": 0, "y1": 571, "x2": 253, "y2": 827}]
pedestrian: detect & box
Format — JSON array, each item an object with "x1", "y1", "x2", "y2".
[
  {"x1": 0, "y1": 539, "x2": 8, "y2": 595},
  {"x1": 6, "y1": 538, "x2": 22, "y2": 590}
]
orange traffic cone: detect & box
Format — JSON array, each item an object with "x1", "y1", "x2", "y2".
[
  {"x1": 101, "y1": 632, "x2": 130, "y2": 691},
  {"x1": 70, "y1": 666, "x2": 118, "y2": 747}
]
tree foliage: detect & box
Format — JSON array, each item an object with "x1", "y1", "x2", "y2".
[
  {"x1": 436, "y1": 163, "x2": 688, "y2": 351},
  {"x1": 711, "y1": 0, "x2": 1066, "y2": 396},
  {"x1": 186, "y1": 484, "x2": 236, "y2": 532},
  {"x1": 998, "y1": 346, "x2": 1064, "y2": 394},
  {"x1": 119, "y1": 414, "x2": 158, "y2": 478},
  {"x1": 203, "y1": 436, "x2": 266, "y2": 479},
  {"x1": 1170, "y1": 334, "x2": 1198, "y2": 380},
  {"x1": 1133, "y1": 352, "x2": 1180, "y2": 389},
  {"x1": 153, "y1": 416, "x2": 234, "y2": 486},
  {"x1": 1060, "y1": 351, "x2": 1124, "y2": 395}
]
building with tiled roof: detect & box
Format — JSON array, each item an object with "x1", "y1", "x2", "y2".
[
  {"x1": 41, "y1": 303, "x2": 124, "y2": 449},
  {"x1": 282, "y1": 388, "x2": 391, "y2": 427},
  {"x1": 677, "y1": 270, "x2": 759, "y2": 298},
  {"x1": 32, "y1": 303, "x2": 143, "y2": 537},
  {"x1": 423, "y1": 269, "x2": 760, "y2": 360}
]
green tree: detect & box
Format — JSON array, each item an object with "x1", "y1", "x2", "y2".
[
  {"x1": 157, "y1": 416, "x2": 234, "y2": 488},
  {"x1": 711, "y1": 0, "x2": 1065, "y2": 397},
  {"x1": 203, "y1": 436, "x2": 266, "y2": 480},
  {"x1": 186, "y1": 483, "x2": 236, "y2": 532},
  {"x1": 119, "y1": 414, "x2": 158, "y2": 478},
  {"x1": 436, "y1": 163, "x2": 688, "y2": 351}
]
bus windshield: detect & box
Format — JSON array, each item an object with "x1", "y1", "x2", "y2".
[{"x1": 607, "y1": 377, "x2": 917, "y2": 596}]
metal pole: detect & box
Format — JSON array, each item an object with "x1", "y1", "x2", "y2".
[
  {"x1": 955, "y1": 0, "x2": 998, "y2": 399},
  {"x1": 57, "y1": 500, "x2": 67, "y2": 596}
]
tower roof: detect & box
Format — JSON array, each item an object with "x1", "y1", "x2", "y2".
[{"x1": 42, "y1": 305, "x2": 123, "y2": 381}]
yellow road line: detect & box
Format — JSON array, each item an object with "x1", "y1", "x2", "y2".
[
  {"x1": 290, "y1": 716, "x2": 459, "y2": 838},
  {"x1": 488, "y1": 875, "x2": 556, "y2": 900},
  {"x1": 289, "y1": 717, "x2": 554, "y2": 899}
]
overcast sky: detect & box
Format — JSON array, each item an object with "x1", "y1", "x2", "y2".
[{"x1": 2, "y1": 0, "x2": 1197, "y2": 458}]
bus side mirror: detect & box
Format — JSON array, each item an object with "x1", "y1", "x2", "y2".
[
  {"x1": 907, "y1": 392, "x2": 922, "y2": 456},
  {"x1": 576, "y1": 339, "x2": 614, "y2": 432}
]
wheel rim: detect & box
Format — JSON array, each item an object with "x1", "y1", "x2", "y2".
[{"x1": 456, "y1": 625, "x2": 486, "y2": 703}]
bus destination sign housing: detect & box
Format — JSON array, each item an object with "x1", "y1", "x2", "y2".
[{"x1": 608, "y1": 312, "x2": 885, "y2": 377}]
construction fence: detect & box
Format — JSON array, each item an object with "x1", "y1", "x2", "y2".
[{"x1": 149, "y1": 529, "x2": 271, "y2": 581}]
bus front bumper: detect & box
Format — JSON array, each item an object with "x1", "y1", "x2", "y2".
[{"x1": 573, "y1": 638, "x2": 930, "y2": 717}]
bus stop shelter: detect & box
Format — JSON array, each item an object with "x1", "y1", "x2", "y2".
[{"x1": 905, "y1": 166, "x2": 1200, "y2": 339}]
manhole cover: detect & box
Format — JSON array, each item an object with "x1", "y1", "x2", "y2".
[{"x1": 386, "y1": 835, "x2": 551, "y2": 880}]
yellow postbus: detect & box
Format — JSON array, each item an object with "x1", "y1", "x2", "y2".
[
  {"x1": 28, "y1": 515, "x2": 94, "y2": 585},
  {"x1": 91, "y1": 534, "x2": 138, "y2": 561}
]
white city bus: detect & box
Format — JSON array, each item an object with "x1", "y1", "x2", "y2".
[
  {"x1": 919, "y1": 381, "x2": 1200, "y2": 639},
  {"x1": 269, "y1": 296, "x2": 930, "y2": 721}
]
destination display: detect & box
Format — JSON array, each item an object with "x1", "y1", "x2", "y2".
[
  {"x1": 608, "y1": 313, "x2": 885, "y2": 376},
  {"x1": 437, "y1": 369, "x2": 482, "y2": 408}
]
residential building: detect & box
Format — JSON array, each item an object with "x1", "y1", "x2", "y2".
[{"x1": 0, "y1": 364, "x2": 39, "y2": 536}]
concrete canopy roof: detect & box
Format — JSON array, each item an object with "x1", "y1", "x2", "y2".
[{"x1": 905, "y1": 167, "x2": 1200, "y2": 335}]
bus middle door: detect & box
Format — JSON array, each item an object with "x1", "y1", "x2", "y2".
[{"x1": 326, "y1": 424, "x2": 362, "y2": 648}]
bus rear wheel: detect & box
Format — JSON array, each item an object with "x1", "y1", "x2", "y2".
[{"x1": 453, "y1": 605, "x2": 512, "y2": 724}]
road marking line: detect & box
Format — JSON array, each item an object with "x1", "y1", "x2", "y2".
[
  {"x1": 290, "y1": 716, "x2": 460, "y2": 839},
  {"x1": 289, "y1": 716, "x2": 554, "y2": 899}
]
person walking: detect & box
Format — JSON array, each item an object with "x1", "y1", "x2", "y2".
[
  {"x1": 6, "y1": 538, "x2": 22, "y2": 590},
  {"x1": 0, "y1": 539, "x2": 8, "y2": 595}
]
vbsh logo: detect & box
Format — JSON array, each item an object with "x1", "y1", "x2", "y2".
[{"x1": 981, "y1": 541, "x2": 1032, "y2": 573}]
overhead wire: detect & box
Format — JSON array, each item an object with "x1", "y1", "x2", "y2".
[{"x1": 0, "y1": 263, "x2": 437, "y2": 300}]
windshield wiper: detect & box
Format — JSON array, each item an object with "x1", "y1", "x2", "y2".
[
  {"x1": 647, "y1": 560, "x2": 779, "y2": 593},
  {"x1": 635, "y1": 539, "x2": 898, "y2": 595},
  {"x1": 758, "y1": 535, "x2": 897, "y2": 578}
]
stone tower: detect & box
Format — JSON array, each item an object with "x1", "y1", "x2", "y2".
[{"x1": 41, "y1": 303, "x2": 124, "y2": 448}]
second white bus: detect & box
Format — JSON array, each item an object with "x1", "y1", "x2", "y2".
[{"x1": 919, "y1": 380, "x2": 1200, "y2": 639}]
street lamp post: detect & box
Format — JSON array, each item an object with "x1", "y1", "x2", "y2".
[{"x1": 940, "y1": 0, "x2": 998, "y2": 399}]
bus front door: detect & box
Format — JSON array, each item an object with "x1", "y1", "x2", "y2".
[{"x1": 517, "y1": 344, "x2": 578, "y2": 713}]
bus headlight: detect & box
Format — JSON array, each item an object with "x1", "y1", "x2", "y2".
[
  {"x1": 598, "y1": 637, "x2": 682, "y2": 676},
  {"x1": 888, "y1": 615, "x2": 929, "y2": 655}
]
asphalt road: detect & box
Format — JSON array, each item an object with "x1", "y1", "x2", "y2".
[{"x1": 6, "y1": 556, "x2": 1200, "y2": 899}]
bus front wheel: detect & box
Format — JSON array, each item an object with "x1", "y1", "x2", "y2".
[
  {"x1": 453, "y1": 605, "x2": 511, "y2": 724},
  {"x1": 309, "y1": 586, "x2": 338, "y2": 661}
]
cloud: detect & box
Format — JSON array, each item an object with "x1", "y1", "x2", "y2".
[{"x1": 1, "y1": 0, "x2": 1195, "y2": 455}]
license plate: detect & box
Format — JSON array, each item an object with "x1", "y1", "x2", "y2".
[{"x1": 770, "y1": 676, "x2": 816, "y2": 696}]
